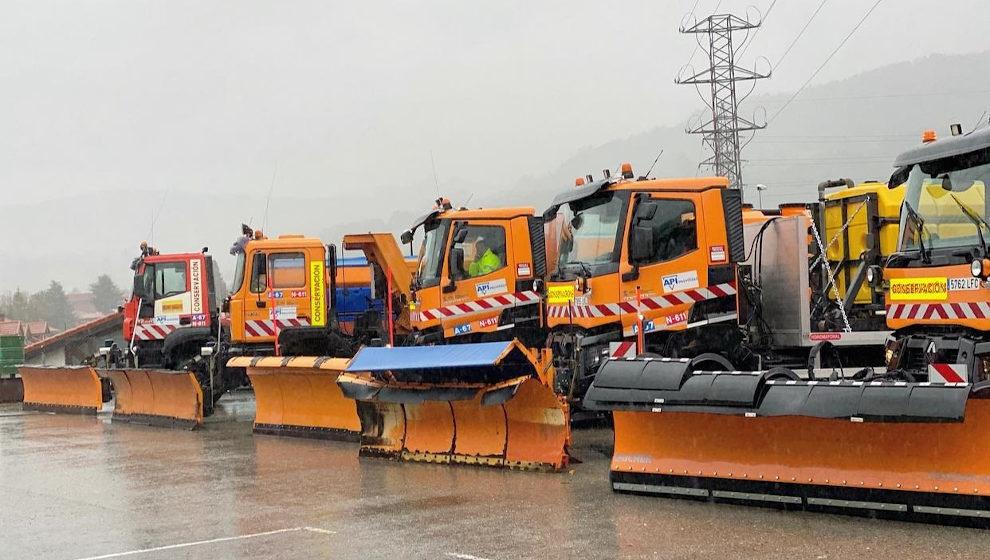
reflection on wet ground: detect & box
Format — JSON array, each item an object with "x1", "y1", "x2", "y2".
[{"x1": 2, "y1": 393, "x2": 989, "y2": 559}]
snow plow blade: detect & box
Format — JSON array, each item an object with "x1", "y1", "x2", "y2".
[
  {"x1": 585, "y1": 356, "x2": 990, "y2": 526},
  {"x1": 228, "y1": 356, "x2": 360, "y2": 441},
  {"x1": 19, "y1": 365, "x2": 104, "y2": 414},
  {"x1": 339, "y1": 340, "x2": 569, "y2": 471},
  {"x1": 104, "y1": 369, "x2": 203, "y2": 429}
]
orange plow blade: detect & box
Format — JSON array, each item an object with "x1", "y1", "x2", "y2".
[
  {"x1": 18, "y1": 365, "x2": 104, "y2": 414},
  {"x1": 228, "y1": 356, "x2": 360, "y2": 441},
  {"x1": 585, "y1": 355, "x2": 990, "y2": 526},
  {"x1": 104, "y1": 369, "x2": 203, "y2": 429},
  {"x1": 339, "y1": 340, "x2": 569, "y2": 471},
  {"x1": 503, "y1": 378, "x2": 569, "y2": 469}
]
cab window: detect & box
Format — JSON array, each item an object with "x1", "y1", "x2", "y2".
[
  {"x1": 269, "y1": 253, "x2": 306, "y2": 288},
  {"x1": 638, "y1": 199, "x2": 698, "y2": 263},
  {"x1": 155, "y1": 262, "x2": 188, "y2": 298},
  {"x1": 452, "y1": 225, "x2": 507, "y2": 279}
]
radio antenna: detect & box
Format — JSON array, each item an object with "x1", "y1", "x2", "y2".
[
  {"x1": 262, "y1": 162, "x2": 278, "y2": 233},
  {"x1": 430, "y1": 151, "x2": 440, "y2": 197}
]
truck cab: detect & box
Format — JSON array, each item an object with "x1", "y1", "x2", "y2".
[
  {"x1": 403, "y1": 205, "x2": 546, "y2": 346},
  {"x1": 542, "y1": 167, "x2": 743, "y2": 396},
  {"x1": 125, "y1": 248, "x2": 217, "y2": 368},
  {"x1": 227, "y1": 232, "x2": 330, "y2": 353},
  {"x1": 881, "y1": 126, "x2": 990, "y2": 383}
]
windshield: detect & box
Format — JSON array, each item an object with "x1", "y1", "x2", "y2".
[
  {"x1": 417, "y1": 219, "x2": 450, "y2": 288},
  {"x1": 231, "y1": 252, "x2": 246, "y2": 294},
  {"x1": 154, "y1": 262, "x2": 188, "y2": 298},
  {"x1": 898, "y1": 154, "x2": 990, "y2": 253},
  {"x1": 553, "y1": 191, "x2": 629, "y2": 279}
]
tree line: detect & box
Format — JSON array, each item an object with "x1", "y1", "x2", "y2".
[{"x1": 0, "y1": 275, "x2": 123, "y2": 331}]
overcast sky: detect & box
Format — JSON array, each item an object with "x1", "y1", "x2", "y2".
[{"x1": 1, "y1": 1, "x2": 988, "y2": 292}]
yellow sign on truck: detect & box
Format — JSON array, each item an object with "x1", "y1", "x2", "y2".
[
  {"x1": 548, "y1": 285, "x2": 575, "y2": 304},
  {"x1": 889, "y1": 277, "x2": 948, "y2": 300},
  {"x1": 310, "y1": 260, "x2": 326, "y2": 326}
]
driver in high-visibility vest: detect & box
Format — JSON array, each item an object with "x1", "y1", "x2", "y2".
[{"x1": 468, "y1": 237, "x2": 501, "y2": 277}]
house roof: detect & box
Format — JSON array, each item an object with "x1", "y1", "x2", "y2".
[
  {"x1": 25, "y1": 321, "x2": 50, "y2": 336},
  {"x1": 0, "y1": 321, "x2": 23, "y2": 337},
  {"x1": 67, "y1": 293, "x2": 99, "y2": 317},
  {"x1": 24, "y1": 311, "x2": 123, "y2": 357}
]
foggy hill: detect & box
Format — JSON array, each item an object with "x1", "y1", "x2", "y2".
[
  {"x1": 505, "y1": 51, "x2": 990, "y2": 212},
  {"x1": 3, "y1": 51, "x2": 989, "y2": 293}
]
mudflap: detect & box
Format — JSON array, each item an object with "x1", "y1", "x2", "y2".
[
  {"x1": 18, "y1": 365, "x2": 103, "y2": 414},
  {"x1": 105, "y1": 369, "x2": 203, "y2": 429},
  {"x1": 342, "y1": 340, "x2": 570, "y2": 471},
  {"x1": 587, "y1": 355, "x2": 990, "y2": 526},
  {"x1": 228, "y1": 356, "x2": 361, "y2": 441}
]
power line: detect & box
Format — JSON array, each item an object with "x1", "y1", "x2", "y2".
[
  {"x1": 757, "y1": 133, "x2": 915, "y2": 139},
  {"x1": 751, "y1": 138, "x2": 913, "y2": 144},
  {"x1": 768, "y1": 0, "x2": 885, "y2": 124},
  {"x1": 748, "y1": 156, "x2": 891, "y2": 162},
  {"x1": 736, "y1": 0, "x2": 778, "y2": 59},
  {"x1": 747, "y1": 161, "x2": 889, "y2": 167},
  {"x1": 773, "y1": 0, "x2": 829, "y2": 72},
  {"x1": 760, "y1": 89, "x2": 990, "y2": 103}
]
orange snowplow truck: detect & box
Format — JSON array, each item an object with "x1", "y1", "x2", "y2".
[
  {"x1": 226, "y1": 226, "x2": 414, "y2": 439},
  {"x1": 328, "y1": 203, "x2": 568, "y2": 470},
  {"x1": 580, "y1": 134, "x2": 990, "y2": 527},
  {"x1": 544, "y1": 165, "x2": 890, "y2": 409},
  {"x1": 20, "y1": 226, "x2": 404, "y2": 431}
]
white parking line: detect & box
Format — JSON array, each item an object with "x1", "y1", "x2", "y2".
[
  {"x1": 303, "y1": 526, "x2": 335, "y2": 535},
  {"x1": 446, "y1": 553, "x2": 495, "y2": 560},
  {"x1": 71, "y1": 526, "x2": 335, "y2": 560}
]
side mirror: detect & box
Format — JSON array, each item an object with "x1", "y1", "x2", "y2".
[
  {"x1": 629, "y1": 225, "x2": 654, "y2": 263},
  {"x1": 453, "y1": 225, "x2": 469, "y2": 243},
  {"x1": 222, "y1": 296, "x2": 230, "y2": 313},
  {"x1": 444, "y1": 247, "x2": 465, "y2": 292},
  {"x1": 634, "y1": 201, "x2": 658, "y2": 221},
  {"x1": 400, "y1": 229, "x2": 414, "y2": 245},
  {"x1": 327, "y1": 243, "x2": 338, "y2": 310}
]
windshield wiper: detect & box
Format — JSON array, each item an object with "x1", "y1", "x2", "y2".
[
  {"x1": 903, "y1": 200, "x2": 932, "y2": 264},
  {"x1": 574, "y1": 261, "x2": 593, "y2": 278},
  {"x1": 558, "y1": 260, "x2": 593, "y2": 279},
  {"x1": 949, "y1": 193, "x2": 990, "y2": 257}
]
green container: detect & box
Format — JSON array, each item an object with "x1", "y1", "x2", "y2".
[{"x1": 0, "y1": 335, "x2": 25, "y2": 377}]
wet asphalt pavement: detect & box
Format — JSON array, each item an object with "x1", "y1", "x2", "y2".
[{"x1": 2, "y1": 393, "x2": 990, "y2": 560}]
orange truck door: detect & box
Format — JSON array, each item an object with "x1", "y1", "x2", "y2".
[
  {"x1": 439, "y1": 220, "x2": 515, "y2": 337},
  {"x1": 620, "y1": 192, "x2": 713, "y2": 336}
]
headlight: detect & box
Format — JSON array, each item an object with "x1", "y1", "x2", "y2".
[
  {"x1": 972, "y1": 259, "x2": 984, "y2": 278},
  {"x1": 866, "y1": 265, "x2": 883, "y2": 288}
]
